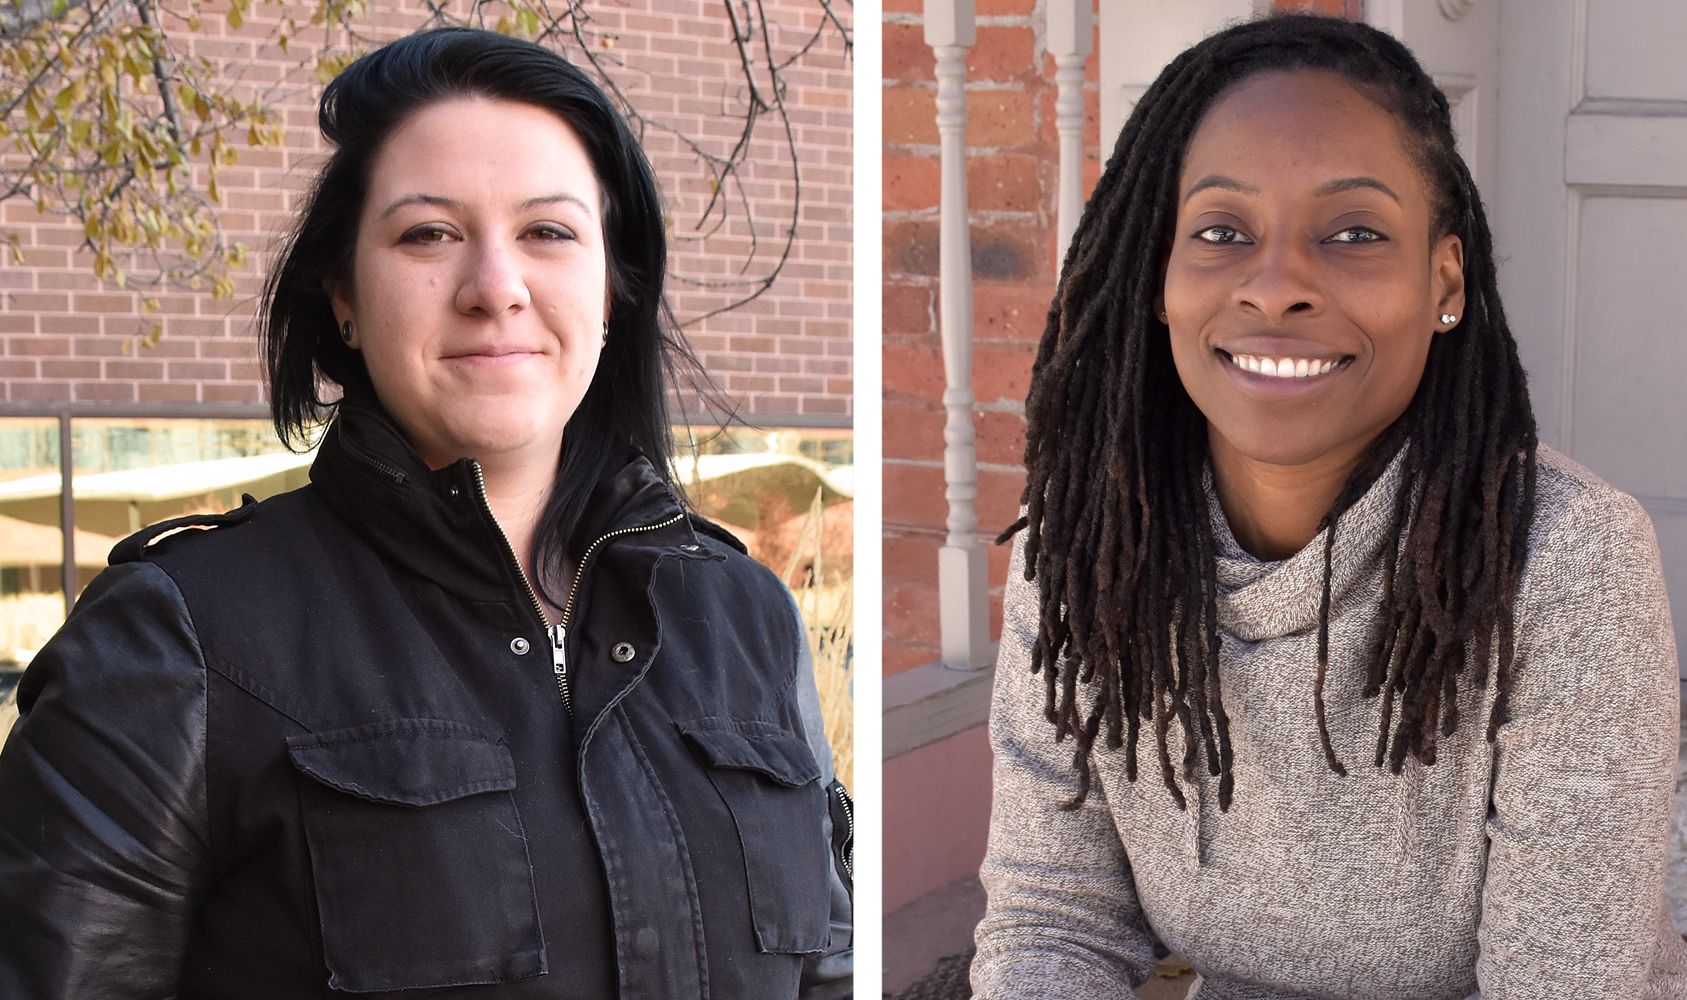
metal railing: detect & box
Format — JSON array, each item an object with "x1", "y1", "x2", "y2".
[{"x1": 0, "y1": 402, "x2": 271, "y2": 615}]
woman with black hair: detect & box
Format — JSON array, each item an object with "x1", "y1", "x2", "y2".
[
  {"x1": 0, "y1": 28, "x2": 850, "y2": 1000},
  {"x1": 974, "y1": 14, "x2": 1683, "y2": 999}
]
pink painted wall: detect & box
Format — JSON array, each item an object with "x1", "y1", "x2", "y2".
[{"x1": 883, "y1": 723, "x2": 994, "y2": 914}]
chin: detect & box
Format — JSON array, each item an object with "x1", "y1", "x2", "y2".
[
  {"x1": 437, "y1": 404, "x2": 569, "y2": 463},
  {"x1": 1218, "y1": 423, "x2": 1351, "y2": 469}
]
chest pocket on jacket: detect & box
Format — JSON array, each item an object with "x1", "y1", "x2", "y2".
[
  {"x1": 286, "y1": 719, "x2": 545, "y2": 992},
  {"x1": 680, "y1": 718, "x2": 830, "y2": 955}
]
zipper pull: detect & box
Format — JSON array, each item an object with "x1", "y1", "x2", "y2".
[{"x1": 550, "y1": 622, "x2": 573, "y2": 715}]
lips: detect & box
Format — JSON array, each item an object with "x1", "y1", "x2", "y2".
[{"x1": 448, "y1": 346, "x2": 534, "y2": 357}]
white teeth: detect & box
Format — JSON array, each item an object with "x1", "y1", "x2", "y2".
[{"x1": 1228, "y1": 354, "x2": 1340, "y2": 379}]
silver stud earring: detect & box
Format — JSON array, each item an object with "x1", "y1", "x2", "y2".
[
  {"x1": 601, "y1": 320, "x2": 609, "y2": 343},
  {"x1": 1441, "y1": 314, "x2": 1458, "y2": 325},
  {"x1": 340, "y1": 320, "x2": 354, "y2": 345}
]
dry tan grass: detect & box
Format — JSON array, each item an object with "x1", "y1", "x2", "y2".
[
  {"x1": 0, "y1": 593, "x2": 64, "y2": 667},
  {"x1": 783, "y1": 488, "x2": 854, "y2": 791}
]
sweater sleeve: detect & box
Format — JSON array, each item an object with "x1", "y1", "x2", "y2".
[
  {"x1": 0, "y1": 560, "x2": 213, "y2": 999},
  {"x1": 970, "y1": 535, "x2": 1159, "y2": 1000},
  {"x1": 1476, "y1": 484, "x2": 1687, "y2": 998}
]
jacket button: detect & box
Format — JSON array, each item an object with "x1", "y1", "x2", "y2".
[
  {"x1": 635, "y1": 927, "x2": 659, "y2": 956},
  {"x1": 510, "y1": 637, "x2": 530, "y2": 655},
  {"x1": 611, "y1": 642, "x2": 636, "y2": 663}
]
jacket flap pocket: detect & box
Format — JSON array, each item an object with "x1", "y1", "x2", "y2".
[
  {"x1": 287, "y1": 719, "x2": 516, "y2": 807},
  {"x1": 678, "y1": 718, "x2": 821, "y2": 788}
]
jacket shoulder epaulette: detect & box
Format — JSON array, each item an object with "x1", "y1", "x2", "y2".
[
  {"x1": 109, "y1": 494, "x2": 262, "y2": 566},
  {"x1": 685, "y1": 512, "x2": 749, "y2": 555}
]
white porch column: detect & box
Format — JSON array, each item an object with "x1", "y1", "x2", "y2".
[
  {"x1": 1049, "y1": 0, "x2": 1093, "y2": 260},
  {"x1": 925, "y1": 0, "x2": 990, "y2": 670}
]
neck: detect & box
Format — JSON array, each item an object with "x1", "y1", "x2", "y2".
[{"x1": 1207, "y1": 429, "x2": 1372, "y2": 561}]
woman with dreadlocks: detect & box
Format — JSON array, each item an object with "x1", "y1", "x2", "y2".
[{"x1": 971, "y1": 14, "x2": 1685, "y2": 1000}]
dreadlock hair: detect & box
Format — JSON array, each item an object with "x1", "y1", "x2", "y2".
[{"x1": 1003, "y1": 13, "x2": 1538, "y2": 812}]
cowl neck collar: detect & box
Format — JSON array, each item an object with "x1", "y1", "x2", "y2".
[{"x1": 1210, "y1": 445, "x2": 1407, "y2": 642}]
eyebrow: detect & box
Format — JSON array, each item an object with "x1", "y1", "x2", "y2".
[
  {"x1": 1313, "y1": 176, "x2": 1400, "y2": 202},
  {"x1": 379, "y1": 192, "x2": 597, "y2": 218},
  {"x1": 1181, "y1": 174, "x2": 1402, "y2": 205},
  {"x1": 1183, "y1": 175, "x2": 1259, "y2": 203}
]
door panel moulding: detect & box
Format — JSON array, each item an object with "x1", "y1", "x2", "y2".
[{"x1": 1565, "y1": 115, "x2": 1687, "y2": 187}]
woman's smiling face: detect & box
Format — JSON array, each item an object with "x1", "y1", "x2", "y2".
[
  {"x1": 331, "y1": 97, "x2": 608, "y2": 472},
  {"x1": 1163, "y1": 69, "x2": 1466, "y2": 471}
]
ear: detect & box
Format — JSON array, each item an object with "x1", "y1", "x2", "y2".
[
  {"x1": 324, "y1": 276, "x2": 358, "y2": 348},
  {"x1": 1432, "y1": 233, "x2": 1465, "y2": 331}
]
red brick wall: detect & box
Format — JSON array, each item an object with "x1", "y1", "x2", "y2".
[
  {"x1": 882, "y1": 0, "x2": 1101, "y2": 676},
  {"x1": 0, "y1": 0, "x2": 851, "y2": 422},
  {"x1": 881, "y1": 0, "x2": 1358, "y2": 675}
]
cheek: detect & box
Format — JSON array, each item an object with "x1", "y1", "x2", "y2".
[{"x1": 1368, "y1": 328, "x2": 1435, "y2": 413}]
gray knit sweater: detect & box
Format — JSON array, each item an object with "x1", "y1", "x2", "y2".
[{"x1": 972, "y1": 446, "x2": 1687, "y2": 1000}]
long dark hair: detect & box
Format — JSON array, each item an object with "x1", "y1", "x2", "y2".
[
  {"x1": 263, "y1": 27, "x2": 693, "y2": 589},
  {"x1": 1006, "y1": 14, "x2": 1538, "y2": 810}
]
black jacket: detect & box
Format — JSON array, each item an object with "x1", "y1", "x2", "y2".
[{"x1": 0, "y1": 400, "x2": 852, "y2": 999}]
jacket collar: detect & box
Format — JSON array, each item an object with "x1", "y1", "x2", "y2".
[{"x1": 309, "y1": 395, "x2": 702, "y2": 608}]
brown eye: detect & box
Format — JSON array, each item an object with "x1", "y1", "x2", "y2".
[
  {"x1": 400, "y1": 225, "x2": 458, "y2": 244},
  {"x1": 1327, "y1": 226, "x2": 1384, "y2": 244},
  {"x1": 525, "y1": 223, "x2": 576, "y2": 241},
  {"x1": 1196, "y1": 225, "x2": 1249, "y2": 245}
]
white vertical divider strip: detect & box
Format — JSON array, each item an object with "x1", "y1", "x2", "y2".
[
  {"x1": 851, "y1": 0, "x2": 882, "y2": 969},
  {"x1": 925, "y1": 0, "x2": 991, "y2": 669},
  {"x1": 1049, "y1": 0, "x2": 1093, "y2": 260}
]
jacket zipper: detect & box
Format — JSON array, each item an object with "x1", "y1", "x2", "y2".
[
  {"x1": 549, "y1": 512, "x2": 686, "y2": 716},
  {"x1": 340, "y1": 432, "x2": 411, "y2": 487},
  {"x1": 837, "y1": 780, "x2": 854, "y2": 880},
  {"x1": 472, "y1": 461, "x2": 685, "y2": 717}
]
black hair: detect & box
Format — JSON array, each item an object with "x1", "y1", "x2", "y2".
[
  {"x1": 1004, "y1": 13, "x2": 1538, "y2": 810},
  {"x1": 263, "y1": 27, "x2": 691, "y2": 588}
]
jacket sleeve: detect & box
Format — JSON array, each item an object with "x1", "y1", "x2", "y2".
[
  {"x1": 790, "y1": 596, "x2": 853, "y2": 1000},
  {"x1": 1475, "y1": 486, "x2": 1687, "y2": 998},
  {"x1": 0, "y1": 560, "x2": 212, "y2": 999},
  {"x1": 970, "y1": 535, "x2": 1159, "y2": 999}
]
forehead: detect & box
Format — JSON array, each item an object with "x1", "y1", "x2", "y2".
[
  {"x1": 368, "y1": 97, "x2": 600, "y2": 202},
  {"x1": 1179, "y1": 69, "x2": 1425, "y2": 206}
]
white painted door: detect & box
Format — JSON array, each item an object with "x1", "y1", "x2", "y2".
[{"x1": 1492, "y1": 0, "x2": 1687, "y2": 672}]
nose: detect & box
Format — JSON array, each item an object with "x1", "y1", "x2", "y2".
[
  {"x1": 454, "y1": 240, "x2": 531, "y2": 316},
  {"x1": 1233, "y1": 236, "x2": 1322, "y2": 321}
]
